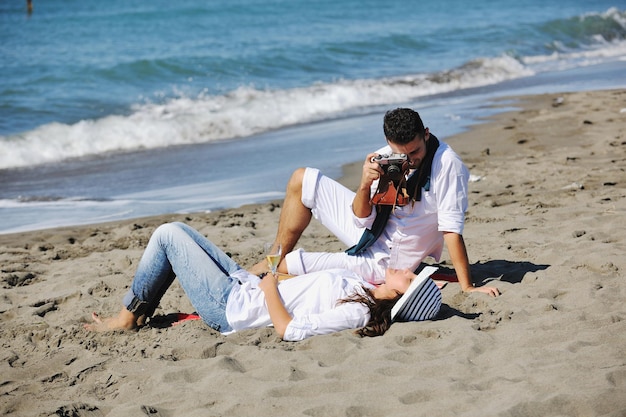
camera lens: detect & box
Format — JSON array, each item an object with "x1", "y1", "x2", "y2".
[{"x1": 387, "y1": 164, "x2": 400, "y2": 174}]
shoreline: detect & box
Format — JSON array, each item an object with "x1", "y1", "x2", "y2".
[
  {"x1": 1, "y1": 88, "x2": 625, "y2": 416},
  {"x1": 2, "y1": 58, "x2": 625, "y2": 236}
]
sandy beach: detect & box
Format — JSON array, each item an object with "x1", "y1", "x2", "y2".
[{"x1": 1, "y1": 89, "x2": 625, "y2": 417}]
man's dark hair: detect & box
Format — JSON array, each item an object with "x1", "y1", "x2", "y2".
[{"x1": 383, "y1": 108, "x2": 426, "y2": 144}]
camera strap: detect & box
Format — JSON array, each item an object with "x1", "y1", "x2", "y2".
[
  {"x1": 345, "y1": 134, "x2": 440, "y2": 256},
  {"x1": 345, "y1": 205, "x2": 392, "y2": 256}
]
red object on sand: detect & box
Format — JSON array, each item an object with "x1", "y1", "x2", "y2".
[
  {"x1": 172, "y1": 313, "x2": 201, "y2": 326},
  {"x1": 431, "y1": 272, "x2": 458, "y2": 282}
]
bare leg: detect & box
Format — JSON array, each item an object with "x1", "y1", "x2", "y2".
[
  {"x1": 84, "y1": 307, "x2": 144, "y2": 332},
  {"x1": 250, "y1": 168, "x2": 312, "y2": 275},
  {"x1": 275, "y1": 168, "x2": 313, "y2": 258}
]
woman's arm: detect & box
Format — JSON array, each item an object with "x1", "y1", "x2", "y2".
[
  {"x1": 258, "y1": 274, "x2": 292, "y2": 338},
  {"x1": 282, "y1": 303, "x2": 370, "y2": 341}
]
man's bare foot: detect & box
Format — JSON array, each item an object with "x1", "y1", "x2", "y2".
[
  {"x1": 84, "y1": 309, "x2": 139, "y2": 332},
  {"x1": 247, "y1": 259, "x2": 270, "y2": 277}
]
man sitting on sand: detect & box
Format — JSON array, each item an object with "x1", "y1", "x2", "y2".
[{"x1": 251, "y1": 108, "x2": 499, "y2": 297}]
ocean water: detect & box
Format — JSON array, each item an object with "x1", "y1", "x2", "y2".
[{"x1": 1, "y1": 0, "x2": 625, "y2": 234}]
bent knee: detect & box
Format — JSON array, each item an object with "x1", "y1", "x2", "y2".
[
  {"x1": 287, "y1": 167, "x2": 307, "y2": 192},
  {"x1": 156, "y1": 222, "x2": 183, "y2": 231},
  {"x1": 153, "y1": 222, "x2": 185, "y2": 238},
  {"x1": 290, "y1": 167, "x2": 307, "y2": 183}
]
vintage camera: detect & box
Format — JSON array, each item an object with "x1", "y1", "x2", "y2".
[
  {"x1": 370, "y1": 153, "x2": 410, "y2": 206},
  {"x1": 372, "y1": 153, "x2": 408, "y2": 181}
]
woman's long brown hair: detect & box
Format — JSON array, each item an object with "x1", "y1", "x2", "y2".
[{"x1": 340, "y1": 287, "x2": 401, "y2": 337}]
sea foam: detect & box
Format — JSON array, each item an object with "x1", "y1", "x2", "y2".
[{"x1": 1, "y1": 7, "x2": 625, "y2": 170}]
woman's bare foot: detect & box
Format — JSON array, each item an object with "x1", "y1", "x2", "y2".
[{"x1": 84, "y1": 308, "x2": 139, "y2": 332}]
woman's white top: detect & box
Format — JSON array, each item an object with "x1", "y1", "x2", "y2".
[{"x1": 226, "y1": 268, "x2": 373, "y2": 341}]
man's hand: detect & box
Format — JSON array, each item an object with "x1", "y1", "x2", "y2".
[
  {"x1": 465, "y1": 285, "x2": 501, "y2": 297},
  {"x1": 443, "y1": 232, "x2": 500, "y2": 297},
  {"x1": 353, "y1": 153, "x2": 384, "y2": 218},
  {"x1": 360, "y1": 152, "x2": 384, "y2": 190}
]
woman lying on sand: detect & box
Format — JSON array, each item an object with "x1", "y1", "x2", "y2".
[{"x1": 85, "y1": 222, "x2": 441, "y2": 341}]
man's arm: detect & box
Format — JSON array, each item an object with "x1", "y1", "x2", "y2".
[
  {"x1": 443, "y1": 232, "x2": 500, "y2": 297},
  {"x1": 353, "y1": 152, "x2": 383, "y2": 218}
]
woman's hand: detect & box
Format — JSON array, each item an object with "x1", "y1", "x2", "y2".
[{"x1": 258, "y1": 271, "x2": 278, "y2": 292}]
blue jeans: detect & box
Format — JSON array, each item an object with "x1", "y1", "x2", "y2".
[{"x1": 122, "y1": 222, "x2": 240, "y2": 332}]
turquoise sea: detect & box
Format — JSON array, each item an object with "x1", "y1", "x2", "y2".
[{"x1": 1, "y1": 0, "x2": 625, "y2": 233}]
